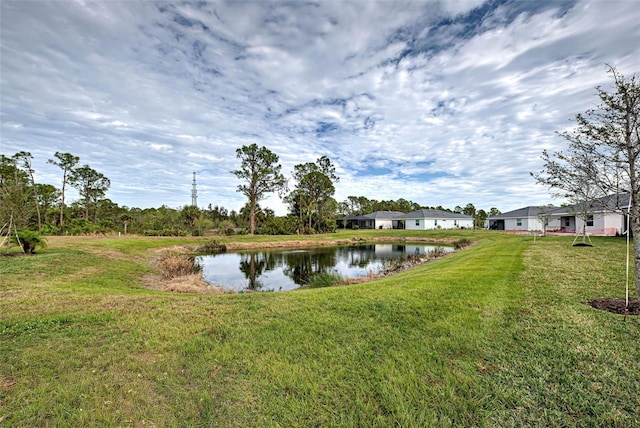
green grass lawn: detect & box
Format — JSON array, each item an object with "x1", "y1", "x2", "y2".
[{"x1": 1, "y1": 231, "x2": 639, "y2": 427}]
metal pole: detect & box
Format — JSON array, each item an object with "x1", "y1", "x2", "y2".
[{"x1": 626, "y1": 196, "x2": 632, "y2": 311}]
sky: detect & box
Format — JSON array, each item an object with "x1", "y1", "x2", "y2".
[{"x1": 1, "y1": 0, "x2": 639, "y2": 216}]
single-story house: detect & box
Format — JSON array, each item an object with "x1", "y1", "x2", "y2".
[
  {"x1": 402, "y1": 209, "x2": 474, "y2": 230},
  {"x1": 488, "y1": 194, "x2": 630, "y2": 236},
  {"x1": 336, "y1": 211, "x2": 405, "y2": 229},
  {"x1": 487, "y1": 206, "x2": 563, "y2": 232}
]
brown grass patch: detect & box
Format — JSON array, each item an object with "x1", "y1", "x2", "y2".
[
  {"x1": 0, "y1": 375, "x2": 18, "y2": 392},
  {"x1": 161, "y1": 273, "x2": 226, "y2": 294},
  {"x1": 156, "y1": 251, "x2": 201, "y2": 280},
  {"x1": 139, "y1": 248, "x2": 227, "y2": 294}
]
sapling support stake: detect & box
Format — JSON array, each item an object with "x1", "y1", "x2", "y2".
[{"x1": 625, "y1": 195, "x2": 632, "y2": 320}]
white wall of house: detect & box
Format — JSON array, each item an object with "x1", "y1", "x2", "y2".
[
  {"x1": 502, "y1": 217, "x2": 561, "y2": 232},
  {"x1": 456, "y1": 219, "x2": 474, "y2": 229},
  {"x1": 405, "y1": 218, "x2": 428, "y2": 230},
  {"x1": 574, "y1": 212, "x2": 625, "y2": 236},
  {"x1": 546, "y1": 217, "x2": 562, "y2": 230},
  {"x1": 405, "y1": 218, "x2": 473, "y2": 230},
  {"x1": 374, "y1": 219, "x2": 394, "y2": 229},
  {"x1": 503, "y1": 218, "x2": 533, "y2": 231},
  {"x1": 604, "y1": 212, "x2": 625, "y2": 234}
]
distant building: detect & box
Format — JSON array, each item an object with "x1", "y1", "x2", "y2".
[
  {"x1": 487, "y1": 194, "x2": 629, "y2": 236},
  {"x1": 402, "y1": 209, "x2": 474, "y2": 230},
  {"x1": 487, "y1": 206, "x2": 561, "y2": 232},
  {"x1": 337, "y1": 209, "x2": 474, "y2": 230},
  {"x1": 337, "y1": 211, "x2": 404, "y2": 229}
]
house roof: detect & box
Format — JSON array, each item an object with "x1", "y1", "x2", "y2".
[
  {"x1": 366, "y1": 210, "x2": 405, "y2": 219},
  {"x1": 597, "y1": 193, "x2": 630, "y2": 210},
  {"x1": 401, "y1": 209, "x2": 473, "y2": 220},
  {"x1": 337, "y1": 210, "x2": 405, "y2": 221},
  {"x1": 488, "y1": 206, "x2": 559, "y2": 220},
  {"x1": 491, "y1": 194, "x2": 632, "y2": 220}
]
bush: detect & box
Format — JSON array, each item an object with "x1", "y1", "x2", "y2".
[
  {"x1": 12, "y1": 230, "x2": 47, "y2": 254},
  {"x1": 426, "y1": 246, "x2": 448, "y2": 258},
  {"x1": 143, "y1": 228, "x2": 189, "y2": 236},
  {"x1": 198, "y1": 240, "x2": 227, "y2": 254},
  {"x1": 301, "y1": 272, "x2": 345, "y2": 289},
  {"x1": 453, "y1": 238, "x2": 472, "y2": 250},
  {"x1": 257, "y1": 216, "x2": 298, "y2": 235},
  {"x1": 156, "y1": 252, "x2": 202, "y2": 279}
]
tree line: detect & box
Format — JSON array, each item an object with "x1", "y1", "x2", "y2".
[
  {"x1": 1, "y1": 151, "x2": 110, "y2": 233},
  {"x1": 2, "y1": 145, "x2": 500, "y2": 237},
  {"x1": 1, "y1": 145, "x2": 502, "y2": 237},
  {"x1": 0, "y1": 151, "x2": 247, "y2": 236}
]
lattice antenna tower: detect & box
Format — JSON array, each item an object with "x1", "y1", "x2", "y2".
[{"x1": 191, "y1": 171, "x2": 198, "y2": 207}]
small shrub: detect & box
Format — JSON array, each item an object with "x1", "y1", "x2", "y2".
[
  {"x1": 301, "y1": 272, "x2": 345, "y2": 289},
  {"x1": 453, "y1": 238, "x2": 472, "y2": 250},
  {"x1": 12, "y1": 230, "x2": 47, "y2": 254},
  {"x1": 157, "y1": 252, "x2": 202, "y2": 279},
  {"x1": 426, "y1": 246, "x2": 448, "y2": 259},
  {"x1": 406, "y1": 253, "x2": 422, "y2": 263},
  {"x1": 198, "y1": 240, "x2": 227, "y2": 254},
  {"x1": 380, "y1": 256, "x2": 407, "y2": 273}
]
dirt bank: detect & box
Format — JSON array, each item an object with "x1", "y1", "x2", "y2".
[{"x1": 221, "y1": 236, "x2": 465, "y2": 251}]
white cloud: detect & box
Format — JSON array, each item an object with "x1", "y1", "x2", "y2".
[{"x1": 1, "y1": 1, "x2": 639, "y2": 215}]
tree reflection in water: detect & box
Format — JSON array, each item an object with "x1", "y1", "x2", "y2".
[{"x1": 199, "y1": 244, "x2": 452, "y2": 292}]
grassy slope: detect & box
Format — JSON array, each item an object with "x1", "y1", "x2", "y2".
[{"x1": 1, "y1": 232, "x2": 639, "y2": 427}]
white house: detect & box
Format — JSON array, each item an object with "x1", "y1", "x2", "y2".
[
  {"x1": 488, "y1": 195, "x2": 629, "y2": 236},
  {"x1": 337, "y1": 211, "x2": 405, "y2": 229},
  {"x1": 402, "y1": 209, "x2": 474, "y2": 230},
  {"x1": 487, "y1": 206, "x2": 562, "y2": 233}
]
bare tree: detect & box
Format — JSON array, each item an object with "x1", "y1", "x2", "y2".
[{"x1": 533, "y1": 66, "x2": 639, "y2": 296}]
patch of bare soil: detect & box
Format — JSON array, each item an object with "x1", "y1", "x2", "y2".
[
  {"x1": 0, "y1": 375, "x2": 17, "y2": 392},
  {"x1": 588, "y1": 298, "x2": 640, "y2": 315}
]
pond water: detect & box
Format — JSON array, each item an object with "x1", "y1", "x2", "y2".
[{"x1": 197, "y1": 243, "x2": 452, "y2": 292}]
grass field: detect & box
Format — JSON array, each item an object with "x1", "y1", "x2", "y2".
[{"x1": 1, "y1": 231, "x2": 639, "y2": 426}]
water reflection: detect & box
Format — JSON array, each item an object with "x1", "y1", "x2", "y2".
[{"x1": 198, "y1": 243, "x2": 452, "y2": 292}]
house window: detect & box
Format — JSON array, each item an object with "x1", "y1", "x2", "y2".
[
  {"x1": 415, "y1": 219, "x2": 420, "y2": 226},
  {"x1": 564, "y1": 218, "x2": 570, "y2": 227},
  {"x1": 454, "y1": 220, "x2": 457, "y2": 226},
  {"x1": 587, "y1": 215, "x2": 594, "y2": 227},
  {"x1": 434, "y1": 219, "x2": 438, "y2": 226},
  {"x1": 516, "y1": 218, "x2": 522, "y2": 226}
]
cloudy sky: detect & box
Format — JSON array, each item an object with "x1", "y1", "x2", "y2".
[{"x1": 1, "y1": 1, "x2": 639, "y2": 215}]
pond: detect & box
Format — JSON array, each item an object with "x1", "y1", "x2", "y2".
[{"x1": 197, "y1": 243, "x2": 453, "y2": 292}]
